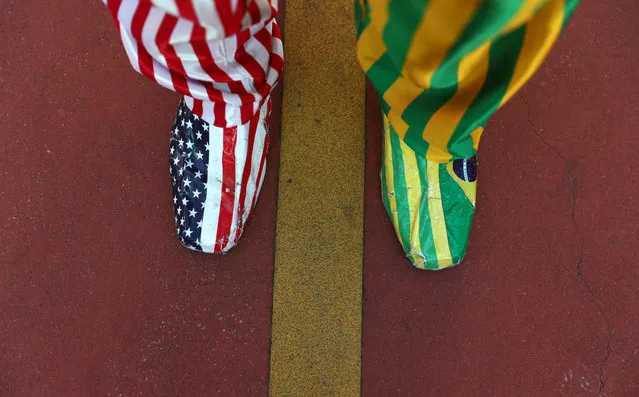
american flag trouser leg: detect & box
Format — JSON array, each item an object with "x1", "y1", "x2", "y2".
[{"x1": 102, "y1": 0, "x2": 283, "y2": 252}]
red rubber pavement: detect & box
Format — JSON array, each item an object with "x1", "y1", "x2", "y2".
[
  {"x1": 2, "y1": 0, "x2": 637, "y2": 396},
  {"x1": 362, "y1": 1, "x2": 639, "y2": 396},
  {"x1": 1, "y1": 1, "x2": 282, "y2": 395}
]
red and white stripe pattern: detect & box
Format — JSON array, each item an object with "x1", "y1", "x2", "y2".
[
  {"x1": 199, "y1": 98, "x2": 270, "y2": 252},
  {"x1": 103, "y1": 0, "x2": 283, "y2": 128},
  {"x1": 169, "y1": 98, "x2": 270, "y2": 253},
  {"x1": 104, "y1": 0, "x2": 281, "y2": 252}
]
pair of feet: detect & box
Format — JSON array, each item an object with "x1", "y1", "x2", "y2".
[{"x1": 170, "y1": 99, "x2": 477, "y2": 270}]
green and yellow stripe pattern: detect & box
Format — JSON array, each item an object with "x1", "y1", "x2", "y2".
[
  {"x1": 357, "y1": 0, "x2": 578, "y2": 268},
  {"x1": 381, "y1": 115, "x2": 476, "y2": 270},
  {"x1": 356, "y1": 0, "x2": 580, "y2": 163}
]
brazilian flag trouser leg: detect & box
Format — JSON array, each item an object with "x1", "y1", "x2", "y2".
[{"x1": 355, "y1": 0, "x2": 580, "y2": 270}]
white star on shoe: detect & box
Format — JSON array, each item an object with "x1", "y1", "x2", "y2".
[{"x1": 169, "y1": 97, "x2": 272, "y2": 253}]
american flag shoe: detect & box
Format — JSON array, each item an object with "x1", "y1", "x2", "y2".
[{"x1": 169, "y1": 97, "x2": 271, "y2": 253}]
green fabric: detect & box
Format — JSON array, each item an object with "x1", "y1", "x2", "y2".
[
  {"x1": 354, "y1": 0, "x2": 371, "y2": 38},
  {"x1": 366, "y1": 53, "x2": 400, "y2": 99},
  {"x1": 383, "y1": 0, "x2": 430, "y2": 70},
  {"x1": 363, "y1": 0, "x2": 579, "y2": 269},
  {"x1": 438, "y1": 165, "x2": 475, "y2": 264},
  {"x1": 415, "y1": 155, "x2": 439, "y2": 269},
  {"x1": 357, "y1": 0, "x2": 580, "y2": 161},
  {"x1": 388, "y1": 123, "x2": 413, "y2": 254},
  {"x1": 563, "y1": 0, "x2": 580, "y2": 27},
  {"x1": 447, "y1": 25, "x2": 527, "y2": 158},
  {"x1": 380, "y1": 150, "x2": 393, "y2": 242},
  {"x1": 384, "y1": 119, "x2": 476, "y2": 270}
]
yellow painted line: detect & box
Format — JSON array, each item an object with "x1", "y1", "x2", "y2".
[{"x1": 268, "y1": 0, "x2": 366, "y2": 395}]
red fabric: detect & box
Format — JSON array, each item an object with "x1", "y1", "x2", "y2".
[
  {"x1": 215, "y1": 125, "x2": 238, "y2": 252},
  {"x1": 234, "y1": 111, "x2": 258, "y2": 243},
  {"x1": 103, "y1": 0, "x2": 282, "y2": 127}
]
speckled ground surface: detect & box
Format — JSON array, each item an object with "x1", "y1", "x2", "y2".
[
  {"x1": 1, "y1": 0, "x2": 637, "y2": 396},
  {"x1": 268, "y1": 0, "x2": 365, "y2": 394},
  {"x1": 1, "y1": 1, "x2": 281, "y2": 395},
  {"x1": 361, "y1": 1, "x2": 639, "y2": 395}
]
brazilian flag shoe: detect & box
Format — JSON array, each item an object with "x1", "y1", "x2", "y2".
[{"x1": 381, "y1": 115, "x2": 477, "y2": 270}]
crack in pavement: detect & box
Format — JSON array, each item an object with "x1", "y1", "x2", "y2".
[{"x1": 524, "y1": 99, "x2": 614, "y2": 396}]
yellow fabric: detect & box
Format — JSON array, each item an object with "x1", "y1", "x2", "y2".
[
  {"x1": 357, "y1": 0, "x2": 572, "y2": 163},
  {"x1": 426, "y1": 161, "x2": 453, "y2": 268}
]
